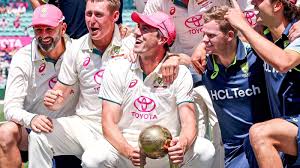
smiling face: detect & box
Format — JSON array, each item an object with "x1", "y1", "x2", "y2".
[
  {"x1": 251, "y1": 0, "x2": 278, "y2": 25},
  {"x1": 133, "y1": 23, "x2": 164, "y2": 59},
  {"x1": 85, "y1": 0, "x2": 119, "y2": 42},
  {"x1": 202, "y1": 20, "x2": 228, "y2": 55},
  {"x1": 33, "y1": 23, "x2": 66, "y2": 52}
]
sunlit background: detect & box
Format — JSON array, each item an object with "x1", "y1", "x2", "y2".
[{"x1": 0, "y1": 0, "x2": 139, "y2": 121}]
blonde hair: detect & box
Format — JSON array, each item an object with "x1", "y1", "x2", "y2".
[
  {"x1": 86, "y1": 0, "x2": 120, "y2": 13},
  {"x1": 204, "y1": 6, "x2": 237, "y2": 35}
]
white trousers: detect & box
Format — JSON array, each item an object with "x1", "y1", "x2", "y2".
[
  {"x1": 28, "y1": 115, "x2": 102, "y2": 168},
  {"x1": 81, "y1": 136, "x2": 215, "y2": 168},
  {"x1": 193, "y1": 85, "x2": 224, "y2": 168}
]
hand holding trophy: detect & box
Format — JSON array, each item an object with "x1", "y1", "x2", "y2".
[{"x1": 138, "y1": 125, "x2": 179, "y2": 168}]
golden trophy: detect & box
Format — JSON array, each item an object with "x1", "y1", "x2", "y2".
[{"x1": 138, "y1": 125, "x2": 179, "y2": 168}]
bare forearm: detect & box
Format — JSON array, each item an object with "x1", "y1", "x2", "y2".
[
  {"x1": 178, "y1": 104, "x2": 197, "y2": 152},
  {"x1": 103, "y1": 123, "x2": 134, "y2": 158},
  {"x1": 179, "y1": 124, "x2": 197, "y2": 152},
  {"x1": 44, "y1": 82, "x2": 71, "y2": 111},
  {"x1": 239, "y1": 23, "x2": 294, "y2": 72}
]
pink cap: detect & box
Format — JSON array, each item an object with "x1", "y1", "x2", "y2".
[
  {"x1": 31, "y1": 4, "x2": 64, "y2": 27},
  {"x1": 290, "y1": 0, "x2": 297, "y2": 4},
  {"x1": 131, "y1": 11, "x2": 176, "y2": 46}
]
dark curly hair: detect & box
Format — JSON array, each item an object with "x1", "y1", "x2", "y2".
[{"x1": 270, "y1": 0, "x2": 300, "y2": 22}]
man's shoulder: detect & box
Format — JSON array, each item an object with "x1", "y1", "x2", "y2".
[
  {"x1": 71, "y1": 33, "x2": 89, "y2": 48},
  {"x1": 121, "y1": 34, "x2": 135, "y2": 53},
  {"x1": 177, "y1": 65, "x2": 192, "y2": 78},
  {"x1": 12, "y1": 44, "x2": 32, "y2": 62},
  {"x1": 66, "y1": 34, "x2": 89, "y2": 58}
]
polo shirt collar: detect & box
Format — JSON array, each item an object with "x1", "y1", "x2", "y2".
[
  {"x1": 209, "y1": 38, "x2": 249, "y2": 79},
  {"x1": 263, "y1": 20, "x2": 297, "y2": 42},
  {"x1": 81, "y1": 24, "x2": 122, "y2": 55},
  {"x1": 130, "y1": 52, "x2": 169, "y2": 77}
]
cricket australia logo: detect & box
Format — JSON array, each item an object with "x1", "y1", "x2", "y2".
[
  {"x1": 131, "y1": 96, "x2": 158, "y2": 121},
  {"x1": 153, "y1": 77, "x2": 167, "y2": 88},
  {"x1": 111, "y1": 45, "x2": 124, "y2": 58},
  {"x1": 241, "y1": 62, "x2": 250, "y2": 78}
]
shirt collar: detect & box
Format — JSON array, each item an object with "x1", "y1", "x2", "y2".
[
  {"x1": 236, "y1": 38, "x2": 249, "y2": 61},
  {"x1": 81, "y1": 24, "x2": 122, "y2": 54},
  {"x1": 263, "y1": 20, "x2": 297, "y2": 41},
  {"x1": 31, "y1": 34, "x2": 72, "y2": 62},
  {"x1": 130, "y1": 52, "x2": 169, "y2": 77},
  {"x1": 208, "y1": 38, "x2": 250, "y2": 79}
]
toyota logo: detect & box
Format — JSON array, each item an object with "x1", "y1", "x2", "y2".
[
  {"x1": 134, "y1": 96, "x2": 156, "y2": 112},
  {"x1": 185, "y1": 14, "x2": 204, "y2": 29},
  {"x1": 243, "y1": 11, "x2": 257, "y2": 26},
  {"x1": 48, "y1": 76, "x2": 57, "y2": 89},
  {"x1": 94, "y1": 69, "x2": 105, "y2": 85}
]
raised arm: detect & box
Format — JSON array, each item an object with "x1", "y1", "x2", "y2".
[{"x1": 225, "y1": 8, "x2": 300, "y2": 73}]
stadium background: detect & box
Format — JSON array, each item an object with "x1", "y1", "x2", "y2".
[{"x1": 0, "y1": 0, "x2": 137, "y2": 121}]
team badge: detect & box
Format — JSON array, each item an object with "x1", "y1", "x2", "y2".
[
  {"x1": 111, "y1": 45, "x2": 124, "y2": 58},
  {"x1": 241, "y1": 62, "x2": 250, "y2": 78},
  {"x1": 153, "y1": 76, "x2": 167, "y2": 88}
]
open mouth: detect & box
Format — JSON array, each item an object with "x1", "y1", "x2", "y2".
[
  {"x1": 39, "y1": 37, "x2": 52, "y2": 44},
  {"x1": 91, "y1": 27, "x2": 98, "y2": 33},
  {"x1": 135, "y1": 39, "x2": 142, "y2": 44}
]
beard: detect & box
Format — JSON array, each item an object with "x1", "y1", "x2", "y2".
[{"x1": 37, "y1": 32, "x2": 61, "y2": 52}]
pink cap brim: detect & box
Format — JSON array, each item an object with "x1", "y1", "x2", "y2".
[
  {"x1": 31, "y1": 19, "x2": 59, "y2": 27},
  {"x1": 131, "y1": 12, "x2": 160, "y2": 30}
]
